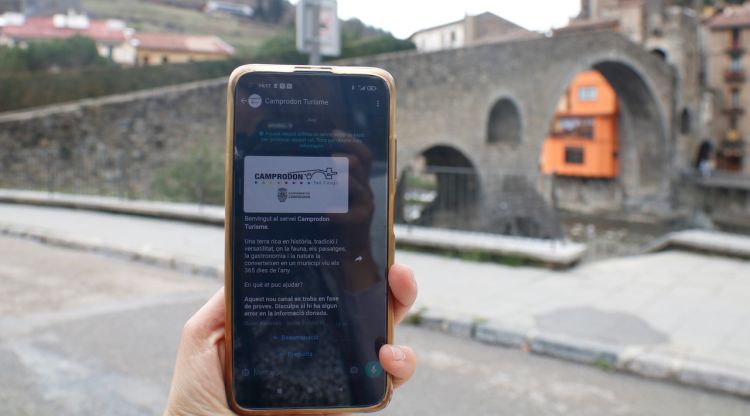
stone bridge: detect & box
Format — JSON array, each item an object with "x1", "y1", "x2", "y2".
[
  {"x1": 0, "y1": 31, "x2": 689, "y2": 237},
  {"x1": 346, "y1": 31, "x2": 682, "y2": 236}
]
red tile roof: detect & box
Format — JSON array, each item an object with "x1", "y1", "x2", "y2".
[
  {"x1": 132, "y1": 32, "x2": 235, "y2": 55},
  {"x1": 0, "y1": 16, "x2": 127, "y2": 43},
  {"x1": 708, "y1": 6, "x2": 750, "y2": 30}
]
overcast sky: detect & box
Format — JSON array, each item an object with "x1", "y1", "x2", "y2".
[{"x1": 333, "y1": 0, "x2": 582, "y2": 38}]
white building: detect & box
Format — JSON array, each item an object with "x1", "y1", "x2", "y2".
[
  {"x1": 409, "y1": 12, "x2": 538, "y2": 53},
  {"x1": 0, "y1": 10, "x2": 136, "y2": 65}
]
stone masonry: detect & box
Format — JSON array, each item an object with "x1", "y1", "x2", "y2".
[
  {"x1": 2, "y1": 31, "x2": 741, "y2": 233},
  {"x1": 0, "y1": 79, "x2": 226, "y2": 198}
]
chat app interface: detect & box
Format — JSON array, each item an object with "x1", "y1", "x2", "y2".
[{"x1": 232, "y1": 72, "x2": 390, "y2": 409}]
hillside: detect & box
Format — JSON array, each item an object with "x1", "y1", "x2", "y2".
[{"x1": 80, "y1": 0, "x2": 280, "y2": 55}]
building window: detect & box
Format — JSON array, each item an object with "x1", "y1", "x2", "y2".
[
  {"x1": 730, "y1": 115, "x2": 738, "y2": 130},
  {"x1": 681, "y1": 108, "x2": 691, "y2": 135},
  {"x1": 731, "y1": 54, "x2": 742, "y2": 72},
  {"x1": 731, "y1": 88, "x2": 740, "y2": 107},
  {"x1": 564, "y1": 147, "x2": 585, "y2": 164},
  {"x1": 450, "y1": 31, "x2": 456, "y2": 42},
  {"x1": 487, "y1": 98, "x2": 522, "y2": 144},
  {"x1": 651, "y1": 48, "x2": 667, "y2": 60},
  {"x1": 551, "y1": 117, "x2": 594, "y2": 139},
  {"x1": 578, "y1": 86, "x2": 598, "y2": 101},
  {"x1": 732, "y1": 28, "x2": 741, "y2": 48}
]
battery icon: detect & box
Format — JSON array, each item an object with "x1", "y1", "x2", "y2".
[{"x1": 366, "y1": 86, "x2": 377, "y2": 91}]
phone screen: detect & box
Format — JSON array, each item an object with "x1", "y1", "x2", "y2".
[{"x1": 230, "y1": 70, "x2": 391, "y2": 410}]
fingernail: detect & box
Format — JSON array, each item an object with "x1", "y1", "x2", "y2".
[{"x1": 388, "y1": 345, "x2": 406, "y2": 361}]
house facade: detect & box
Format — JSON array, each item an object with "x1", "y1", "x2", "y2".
[
  {"x1": 409, "y1": 12, "x2": 537, "y2": 53},
  {"x1": 541, "y1": 70, "x2": 620, "y2": 178}
]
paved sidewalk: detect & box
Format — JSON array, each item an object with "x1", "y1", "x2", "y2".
[
  {"x1": 2, "y1": 203, "x2": 750, "y2": 396},
  {"x1": 0, "y1": 190, "x2": 586, "y2": 266}
]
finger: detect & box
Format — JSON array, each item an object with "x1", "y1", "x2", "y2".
[
  {"x1": 379, "y1": 345, "x2": 416, "y2": 389},
  {"x1": 182, "y1": 287, "x2": 226, "y2": 345},
  {"x1": 388, "y1": 264, "x2": 417, "y2": 325}
]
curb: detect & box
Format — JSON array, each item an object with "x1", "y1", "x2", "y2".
[
  {"x1": 0, "y1": 223, "x2": 221, "y2": 279},
  {"x1": 0, "y1": 190, "x2": 224, "y2": 226},
  {"x1": 646, "y1": 230, "x2": 750, "y2": 261},
  {"x1": 407, "y1": 310, "x2": 750, "y2": 398},
  {"x1": 0, "y1": 190, "x2": 584, "y2": 268}
]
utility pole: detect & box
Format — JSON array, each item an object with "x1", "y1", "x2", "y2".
[{"x1": 308, "y1": 1, "x2": 321, "y2": 65}]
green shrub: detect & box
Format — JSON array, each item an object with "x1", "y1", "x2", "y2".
[
  {"x1": 339, "y1": 35, "x2": 415, "y2": 59},
  {"x1": 251, "y1": 25, "x2": 415, "y2": 65},
  {"x1": 0, "y1": 46, "x2": 28, "y2": 72},
  {"x1": 151, "y1": 142, "x2": 225, "y2": 205},
  {"x1": 0, "y1": 35, "x2": 112, "y2": 73},
  {"x1": 0, "y1": 58, "x2": 240, "y2": 112},
  {"x1": 252, "y1": 29, "x2": 308, "y2": 64}
]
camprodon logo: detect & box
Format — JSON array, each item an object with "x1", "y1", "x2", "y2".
[
  {"x1": 254, "y1": 167, "x2": 338, "y2": 182},
  {"x1": 244, "y1": 156, "x2": 348, "y2": 213}
]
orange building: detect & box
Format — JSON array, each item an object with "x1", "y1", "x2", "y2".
[{"x1": 541, "y1": 70, "x2": 619, "y2": 178}]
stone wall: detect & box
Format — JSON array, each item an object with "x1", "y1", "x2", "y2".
[
  {"x1": 0, "y1": 78, "x2": 226, "y2": 198},
  {"x1": 678, "y1": 179, "x2": 750, "y2": 232}
]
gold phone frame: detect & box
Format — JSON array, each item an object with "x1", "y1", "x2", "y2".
[{"x1": 224, "y1": 64, "x2": 396, "y2": 415}]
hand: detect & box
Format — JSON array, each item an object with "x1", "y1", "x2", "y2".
[{"x1": 164, "y1": 263, "x2": 418, "y2": 415}]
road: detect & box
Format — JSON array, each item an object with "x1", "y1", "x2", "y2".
[
  {"x1": 3, "y1": 203, "x2": 750, "y2": 380},
  {"x1": 1, "y1": 236, "x2": 748, "y2": 415}
]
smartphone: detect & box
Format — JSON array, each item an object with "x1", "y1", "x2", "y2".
[{"x1": 224, "y1": 64, "x2": 396, "y2": 414}]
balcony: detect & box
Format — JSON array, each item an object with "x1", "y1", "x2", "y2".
[
  {"x1": 719, "y1": 138, "x2": 746, "y2": 157},
  {"x1": 725, "y1": 69, "x2": 746, "y2": 83},
  {"x1": 726, "y1": 44, "x2": 745, "y2": 55},
  {"x1": 723, "y1": 105, "x2": 745, "y2": 116}
]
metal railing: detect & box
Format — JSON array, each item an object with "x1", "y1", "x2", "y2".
[{"x1": 395, "y1": 165, "x2": 565, "y2": 240}]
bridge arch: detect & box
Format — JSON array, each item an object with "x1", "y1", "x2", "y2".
[
  {"x1": 539, "y1": 57, "x2": 670, "y2": 208},
  {"x1": 395, "y1": 144, "x2": 481, "y2": 229}
]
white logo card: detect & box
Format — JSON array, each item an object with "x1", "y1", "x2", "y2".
[{"x1": 244, "y1": 156, "x2": 349, "y2": 213}]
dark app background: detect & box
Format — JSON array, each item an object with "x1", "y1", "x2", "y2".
[{"x1": 231, "y1": 71, "x2": 391, "y2": 410}]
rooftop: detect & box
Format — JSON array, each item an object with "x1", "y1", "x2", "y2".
[
  {"x1": 132, "y1": 32, "x2": 235, "y2": 55},
  {"x1": 0, "y1": 15, "x2": 127, "y2": 43},
  {"x1": 707, "y1": 5, "x2": 750, "y2": 30}
]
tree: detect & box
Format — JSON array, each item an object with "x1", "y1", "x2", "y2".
[
  {"x1": 255, "y1": 0, "x2": 288, "y2": 23},
  {"x1": 251, "y1": 19, "x2": 415, "y2": 64},
  {"x1": 0, "y1": 35, "x2": 112, "y2": 73}
]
